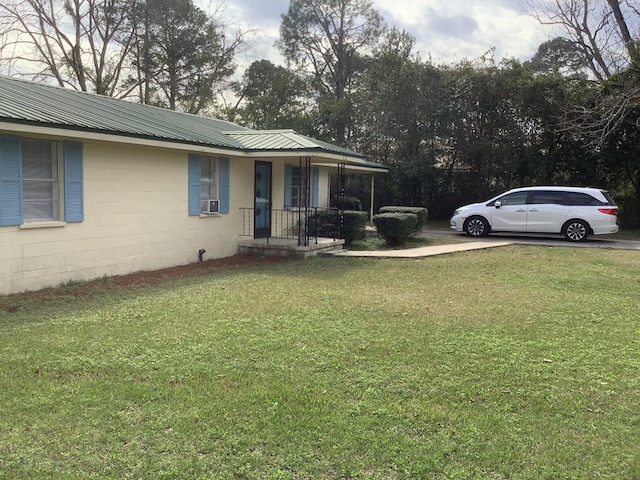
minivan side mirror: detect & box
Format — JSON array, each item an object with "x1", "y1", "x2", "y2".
[{"x1": 494, "y1": 200, "x2": 502, "y2": 209}]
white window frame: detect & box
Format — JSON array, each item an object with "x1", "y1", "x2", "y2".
[
  {"x1": 200, "y1": 156, "x2": 219, "y2": 211},
  {"x1": 21, "y1": 139, "x2": 61, "y2": 222},
  {"x1": 290, "y1": 166, "x2": 308, "y2": 209}
]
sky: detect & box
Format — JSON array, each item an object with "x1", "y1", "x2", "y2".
[{"x1": 211, "y1": 0, "x2": 550, "y2": 70}]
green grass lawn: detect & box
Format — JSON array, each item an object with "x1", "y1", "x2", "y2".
[{"x1": 1, "y1": 246, "x2": 639, "y2": 479}]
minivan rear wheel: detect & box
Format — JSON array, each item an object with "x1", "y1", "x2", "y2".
[
  {"x1": 562, "y1": 219, "x2": 589, "y2": 242},
  {"x1": 464, "y1": 216, "x2": 490, "y2": 238}
]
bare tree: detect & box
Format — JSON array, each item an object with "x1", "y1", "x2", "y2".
[
  {"x1": 528, "y1": 1, "x2": 640, "y2": 145},
  {"x1": 527, "y1": 0, "x2": 640, "y2": 81},
  {"x1": 0, "y1": 0, "x2": 137, "y2": 96},
  {"x1": 124, "y1": 0, "x2": 250, "y2": 113},
  {"x1": 562, "y1": 82, "x2": 640, "y2": 146},
  {"x1": 606, "y1": 0, "x2": 639, "y2": 60},
  {"x1": 1, "y1": 0, "x2": 254, "y2": 110}
]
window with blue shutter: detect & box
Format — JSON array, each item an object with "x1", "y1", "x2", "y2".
[
  {"x1": 0, "y1": 135, "x2": 23, "y2": 226},
  {"x1": 285, "y1": 164, "x2": 312, "y2": 209},
  {"x1": 1, "y1": 136, "x2": 85, "y2": 226},
  {"x1": 189, "y1": 154, "x2": 229, "y2": 215},
  {"x1": 64, "y1": 141, "x2": 84, "y2": 222}
]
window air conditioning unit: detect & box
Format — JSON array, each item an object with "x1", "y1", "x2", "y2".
[{"x1": 202, "y1": 199, "x2": 220, "y2": 214}]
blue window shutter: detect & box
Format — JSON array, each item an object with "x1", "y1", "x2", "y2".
[
  {"x1": 188, "y1": 154, "x2": 201, "y2": 215},
  {"x1": 312, "y1": 167, "x2": 319, "y2": 208},
  {"x1": 219, "y1": 157, "x2": 230, "y2": 214},
  {"x1": 64, "y1": 141, "x2": 84, "y2": 222},
  {"x1": 284, "y1": 164, "x2": 292, "y2": 210},
  {"x1": 0, "y1": 135, "x2": 23, "y2": 226}
]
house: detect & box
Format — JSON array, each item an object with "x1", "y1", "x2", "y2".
[{"x1": 0, "y1": 76, "x2": 387, "y2": 295}]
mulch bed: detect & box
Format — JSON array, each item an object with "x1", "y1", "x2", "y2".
[{"x1": 1, "y1": 254, "x2": 293, "y2": 312}]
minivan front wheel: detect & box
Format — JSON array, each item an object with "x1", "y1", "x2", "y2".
[
  {"x1": 464, "y1": 216, "x2": 490, "y2": 238},
  {"x1": 562, "y1": 219, "x2": 590, "y2": 242}
]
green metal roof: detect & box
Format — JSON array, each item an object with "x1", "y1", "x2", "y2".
[
  {"x1": 225, "y1": 130, "x2": 369, "y2": 160},
  {"x1": 0, "y1": 75, "x2": 247, "y2": 149},
  {"x1": 0, "y1": 76, "x2": 385, "y2": 170}
]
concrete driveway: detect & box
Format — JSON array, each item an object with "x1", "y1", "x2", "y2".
[
  {"x1": 420, "y1": 229, "x2": 640, "y2": 251},
  {"x1": 327, "y1": 229, "x2": 640, "y2": 259}
]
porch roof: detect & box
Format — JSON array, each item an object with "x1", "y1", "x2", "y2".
[
  {"x1": 0, "y1": 76, "x2": 387, "y2": 170},
  {"x1": 225, "y1": 130, "x2": 388, "y2": 172}
]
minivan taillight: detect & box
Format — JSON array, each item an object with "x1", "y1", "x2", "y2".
[{"x1": 598, "y1": 208, "x2": 618, "y2": 216}]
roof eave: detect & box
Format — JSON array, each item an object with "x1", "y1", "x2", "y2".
[
  {"x1": 0, "y1": 118, "x2": 388, "y2": 171},
  {"x1": 0, "y1": 120, "x2": 242, "y2": 156},
  {"x1": 312, "y1": 161, "x2": 389, "y2": 173},
  {"x1": 241, "y1": 147, "x2": 366, "y2": 161}
]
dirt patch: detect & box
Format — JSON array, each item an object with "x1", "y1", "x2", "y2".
[
  {"x1": 0, "y1": 254, "x2": 293, "y2": 312},
  {"x1": 107, "y1": 254, "x2": 290, "y2": 287}
]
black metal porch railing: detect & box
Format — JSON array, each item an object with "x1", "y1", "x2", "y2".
[{"x1": 240, "y1": 207, "x2": 343, "y2": 246}]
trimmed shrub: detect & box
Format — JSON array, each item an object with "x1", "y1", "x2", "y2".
[
  {"x1": 341, "y1": 210, "x2": 368, "y2": 245},
  {"x1": 378, "y1": 206, "x2": 428, "y2": 231},
  {"x1": 332, "y1": 195, "x2": 362, "y2": 211},
  {"x1": 308, "y1": 209, "x2": 339, "y2": 238},
  {"x1": 307, "y1": 210, "x2": 367, "y2": 245},
  {"x1": 373, "y1": 213, "x2": 418, "y2": 246}
]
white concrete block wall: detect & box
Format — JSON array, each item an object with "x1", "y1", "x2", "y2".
[
  {"x1": 0, "y1": 139, "x2": 253, "y2": 294},
  {"x1": 0, "y1": 131, "x2": 336, "y2": 294}
]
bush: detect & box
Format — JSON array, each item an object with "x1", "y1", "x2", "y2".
[
  {"x1": 373, "y1": 213, "x2": 418, "y2": 246},
  {"x1": 616, "y1": 194, "x2": 640, "y2": 229},
  {"x1": 307, "y1": 210, "x2": 339, "y2": 238},
  {"x1": 307, "y1": 210, "x2": 367, "y2": 245},
  {"x1": 332, "y1": 195, "x2": 362, "y2": 211},
  {"x1": 341, "y1": 211, "x2": 368, "y2": 245},
  {"x1": 378, "y1": 206, "x2": 428, "y2": 231}
]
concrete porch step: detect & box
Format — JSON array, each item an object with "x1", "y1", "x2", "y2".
[{"x1": 238, "y1": 237, "x2": 345, "y2": 259}]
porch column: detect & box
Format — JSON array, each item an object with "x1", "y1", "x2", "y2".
[
  {"x1": 298, "y1": 156, "x2": 312, "y2": 247},
  {"x1": 370, "y1": 175, "x2": 375, "y2": 224},
  {"x1": 338, "y1": 162, "x2": 346, "y2": 236}
]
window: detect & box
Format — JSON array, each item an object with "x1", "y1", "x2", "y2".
[
  {"x1": 200, "y1": 156, "x2": 218, "y2": 207},
  {"x1": 567, "y1": 192, "x2": 603, "y2": 206},
  {"x1": 531, "y1": 191, "x2": 565, "y2": 205},
  {"x1": 188, "y1": 154, "x2": 229, "y2": 215},
  {"x1": 285, "y1": 165, "x2": 319, "y2": 209},
  {"x1": 0, "y1": 135, "x2": 83, "y2": 226},
  {"x1": 290, "y1": 166, "x2": 308, "y2": 209},
  {"x1": 497, "y1": 192, "x2": 528, "y2": 206},
  {"x1": 22, "y1": 139, "x2": 60, "y2": 221}
]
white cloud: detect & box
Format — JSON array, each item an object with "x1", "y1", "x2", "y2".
[
  {"x1": 208, "y1": 0, "x2": 549, "y2": 69},
  {"x1": 375, "y1": 0, "x2": 546, "y2": 63}
]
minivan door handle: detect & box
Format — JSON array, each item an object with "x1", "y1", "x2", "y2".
[
  {"x1": 528, "y1": 208, "x2": 538, "y2": 212},
  {"x1": 516, "y1": 209, "x2": 527, "y2": 212}
]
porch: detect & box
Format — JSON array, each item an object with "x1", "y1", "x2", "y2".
[
  {"x1": 238, "y1": 206, "x2": 345, "y2": 258},
  {"x1": 237, "y1": 236, "x2": 345, "y2": 258},
  {"x1": 236, "y1": 154, "x2": 387, "y2": 259}
]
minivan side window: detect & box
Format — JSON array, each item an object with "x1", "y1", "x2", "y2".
[
  {"x1": 567, "y1": 192, "x2": 603, "y2": 206},
  {"x1": 497, "y1": 192, "x2": 528, "y2": 206},
  {"x1": 531, "y1": 191, "x2": 565, "y2": 205}
]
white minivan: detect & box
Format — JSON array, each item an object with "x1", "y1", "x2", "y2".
[{"x1": 450, "y1": 186, "x2": 618, "y2": 242}]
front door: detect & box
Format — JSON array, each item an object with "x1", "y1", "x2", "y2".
[{"x1": 254, "y1": 161, "x2": 272, "y2": 238}]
